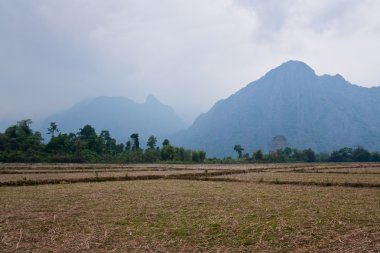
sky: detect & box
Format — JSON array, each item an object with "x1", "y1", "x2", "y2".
[{"x1": 1, "y1": 0, "x2": 380, "y2": 125}]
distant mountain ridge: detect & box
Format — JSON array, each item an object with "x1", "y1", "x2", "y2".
[
  {"x1": 37, "y1": 95, "x2": 187, "y2": 143},
  {"x1": 173, "y1": 60, "x2": 380, "y2": 157}
]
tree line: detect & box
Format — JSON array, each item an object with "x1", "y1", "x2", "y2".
[
  {"x1": 0, "y1": 120, "x2": 206, "y2": 163},
  {"x1": 228, "y1": 145, "x2": 380, "y2": 163},
  {"x1": 1, "y1": 120, "x2": 379, "y2": 163}
]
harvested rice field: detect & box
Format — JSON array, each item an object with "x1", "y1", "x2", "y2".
[
  {"x1": 0, "y1": 163, "x2": 379, "y2": 252},
  {"x1": 0, "y1": 170, "x2": 221, "y2": 183},
  {"x1": 216, "y1": 172, "x2": 380, "y2": 185}
]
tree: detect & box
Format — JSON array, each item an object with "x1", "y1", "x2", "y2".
[
  {"x1": 283, "y1": 147, "x2": 293, "y2": 158},
  {"x1": 144, "y1": 148, "x2": 160, "y2": 162},
  {"x1": 126, "y1": 140, "x2": 131, "y2": 151},
  {"x1": 191, "y1": 150, "x2": 206, "y2": 162},
  {"x1": 269, "y1": 135, "x2": 288, "y2": 152},
  {"x1": 329, "y1": 147, "x2": 353, "y2": 162},
  {"x1": 78, "y1": 124, "x2": 97, "y2": 139},
  {"x1": 161, "y1": 144, "x2": 175, "y2": 161},
  {"x1": 198, "y1": 150, "x2": 206, "y2": 162},
  {"x1": 0, "y1": 119, "x2": 44, "y2": 162},
  {"x1": 233, "y1": 144, "x2": 244, "y2": 158},
  {"x1": 291, "y1": 149, "x2": 304, "y2": 161},
  {"x1": 372, "y1": 152, "x2": 380, "y2": 162},
  {"x1": 183, "y1": 149, "x2": 193, "y2": 162},
  {"x1": 192, "y1": 151, "x2": 200, "y2": 162},
  {"x1": 352, "y1": 146, "x2": 371, "y2": 162},
  {"x1": 17, "y1": 119, "x2": 33, "y2": 136},
  {"x1": 175, "y1": 147, "x2": 186, "y2": 161},
  {"x1": 147, "y1": 135, "x2": 157, "y2": 149},
  {"x1": 130, "y1": 133, "x2": 140, "y2": 151},
  {"x1": 303, "y1": 148, "x2": 316, "y2": 162},
  {"x1": 77, "y1": 124, "x2": 101, "y2": 153},
  {"x1": 162, "y1": 139, "x2": 170, "y2": 146},
  {"x1": 46, "y1": 133, "x2": 76, "y2": 154},
  {"x1": 115, "y1": 143, "x2": 125, "y2": 153},
  {"x1": 99, "y1": 130, "x2": 116, "y2": 154},
  {"x1": 0, "y1": 119, "x2": 211, "y2": 163},
  {"x1": 47, "y1": 122, "x2": 60, "y2": 138},
  {"x1": 253, "y1": 149, "x2": 263, "y2": 161}
]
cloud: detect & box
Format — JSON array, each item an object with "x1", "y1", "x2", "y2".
[
  {"x1": 235, "y1": 0, "x2": 369, "y2": 37},
  {"x1": 232, "y1": 0, "x2": 380, "y2": 84},
  {"x1": 0, "y1": 0, "x2": 379, "y2": 124},
  {"x1": 0, "y1": 0, "x2": 258, "y2": 122}
]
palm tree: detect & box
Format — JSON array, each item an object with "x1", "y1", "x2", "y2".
[
  {"x1": 234, "y1": 144, "x2": 244, "y2": 158},
  {"x1": 47, "y1": 122, "x2": 60, "y2": 138}
]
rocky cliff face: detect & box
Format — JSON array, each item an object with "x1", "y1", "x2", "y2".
[{"x1": 174, "y1": 61, "x2": 380, "y2": 157}]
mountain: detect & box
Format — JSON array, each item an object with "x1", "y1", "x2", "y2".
[
  {"x1": 173, "y1": 60, "x2": 380, "y2": 157},
  {"x1": 37, "y1": 95, "x2": 187, "y2": 143}
]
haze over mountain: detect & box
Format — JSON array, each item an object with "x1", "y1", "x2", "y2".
[
  {"x1": 37, "y1": 95, "x2": 187, "y2": 144},
  {"x1": 173, "y1": 60, "x2": 380, "y2": 157}
]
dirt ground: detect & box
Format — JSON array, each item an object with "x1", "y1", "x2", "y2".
[{"x1": 0, "y1": 163, "x2": 379, "y2": 252}]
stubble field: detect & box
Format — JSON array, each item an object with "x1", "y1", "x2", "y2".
[{"x1": 0, "y1": 163, "x2": 379, "y2": 252}]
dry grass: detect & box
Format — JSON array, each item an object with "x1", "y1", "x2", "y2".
[
  {"x1": 0, "y1": 162, "x2": 330, "y2": 172},
  {"x1": 0, "y1": 180, "x2": 379, "y2": 252},
  {"x1": 1, "y1": 163, "x2": 380, "y2": 251},
  {"x1": 312, "y1": 167, "x2": 380, "y2": 174},
  {"x1": 0, "y1": 170, "x2": 218, "y2": 183},
  {"x1": 216, "y1": 171, "x2": 380, "y2": 185},
  {"x1": 1, "y1": 163, "x2": 380, "y2": 188},
  {"x1": 0, "y1": 163, "x2": 266, "y2": 171}
]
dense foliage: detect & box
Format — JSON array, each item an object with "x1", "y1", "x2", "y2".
[
  {"x1": 221, "y1": 146, "x2": 380, "y2": 163},
  {"x1": 0, "y1": 120, "x2": 206, "y2": 163},
  {"x1": 1, "y1": 120, "x2": 379, "y2": 163}
]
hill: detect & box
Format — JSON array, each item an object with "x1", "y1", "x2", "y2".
[
  {"x1": 173, "y1": 60, "x2": 380, "y2": 157},
  {"x1": 38, "y1": 95, "x2": 187, "y2": 143}
]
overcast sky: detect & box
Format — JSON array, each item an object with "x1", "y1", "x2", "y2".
[{"x1": 1, "y1": 0, "x2": 380, "y2": 125}]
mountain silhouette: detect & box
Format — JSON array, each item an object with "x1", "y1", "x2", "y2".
[
  {"x1": 173, "y1": 60, "x2": 380, "y2": 157},
  {"x1": 38, "y1": 95, "x2": 187, "y2": 144}
]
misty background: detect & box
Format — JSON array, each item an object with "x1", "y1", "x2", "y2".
[{"x1": 1, "y1": 0, "x2": 380, "y2": 127}]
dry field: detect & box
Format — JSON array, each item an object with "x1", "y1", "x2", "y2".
[
  {"x1": 0, "y1": 163, "x2": 379, "y2": 252},
  {"x1": 216, "y1": 172, "x2": 380, "y2": 185},
  {"x1": 0, "y1": 170, "x2": 223, "y2": 183}
]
